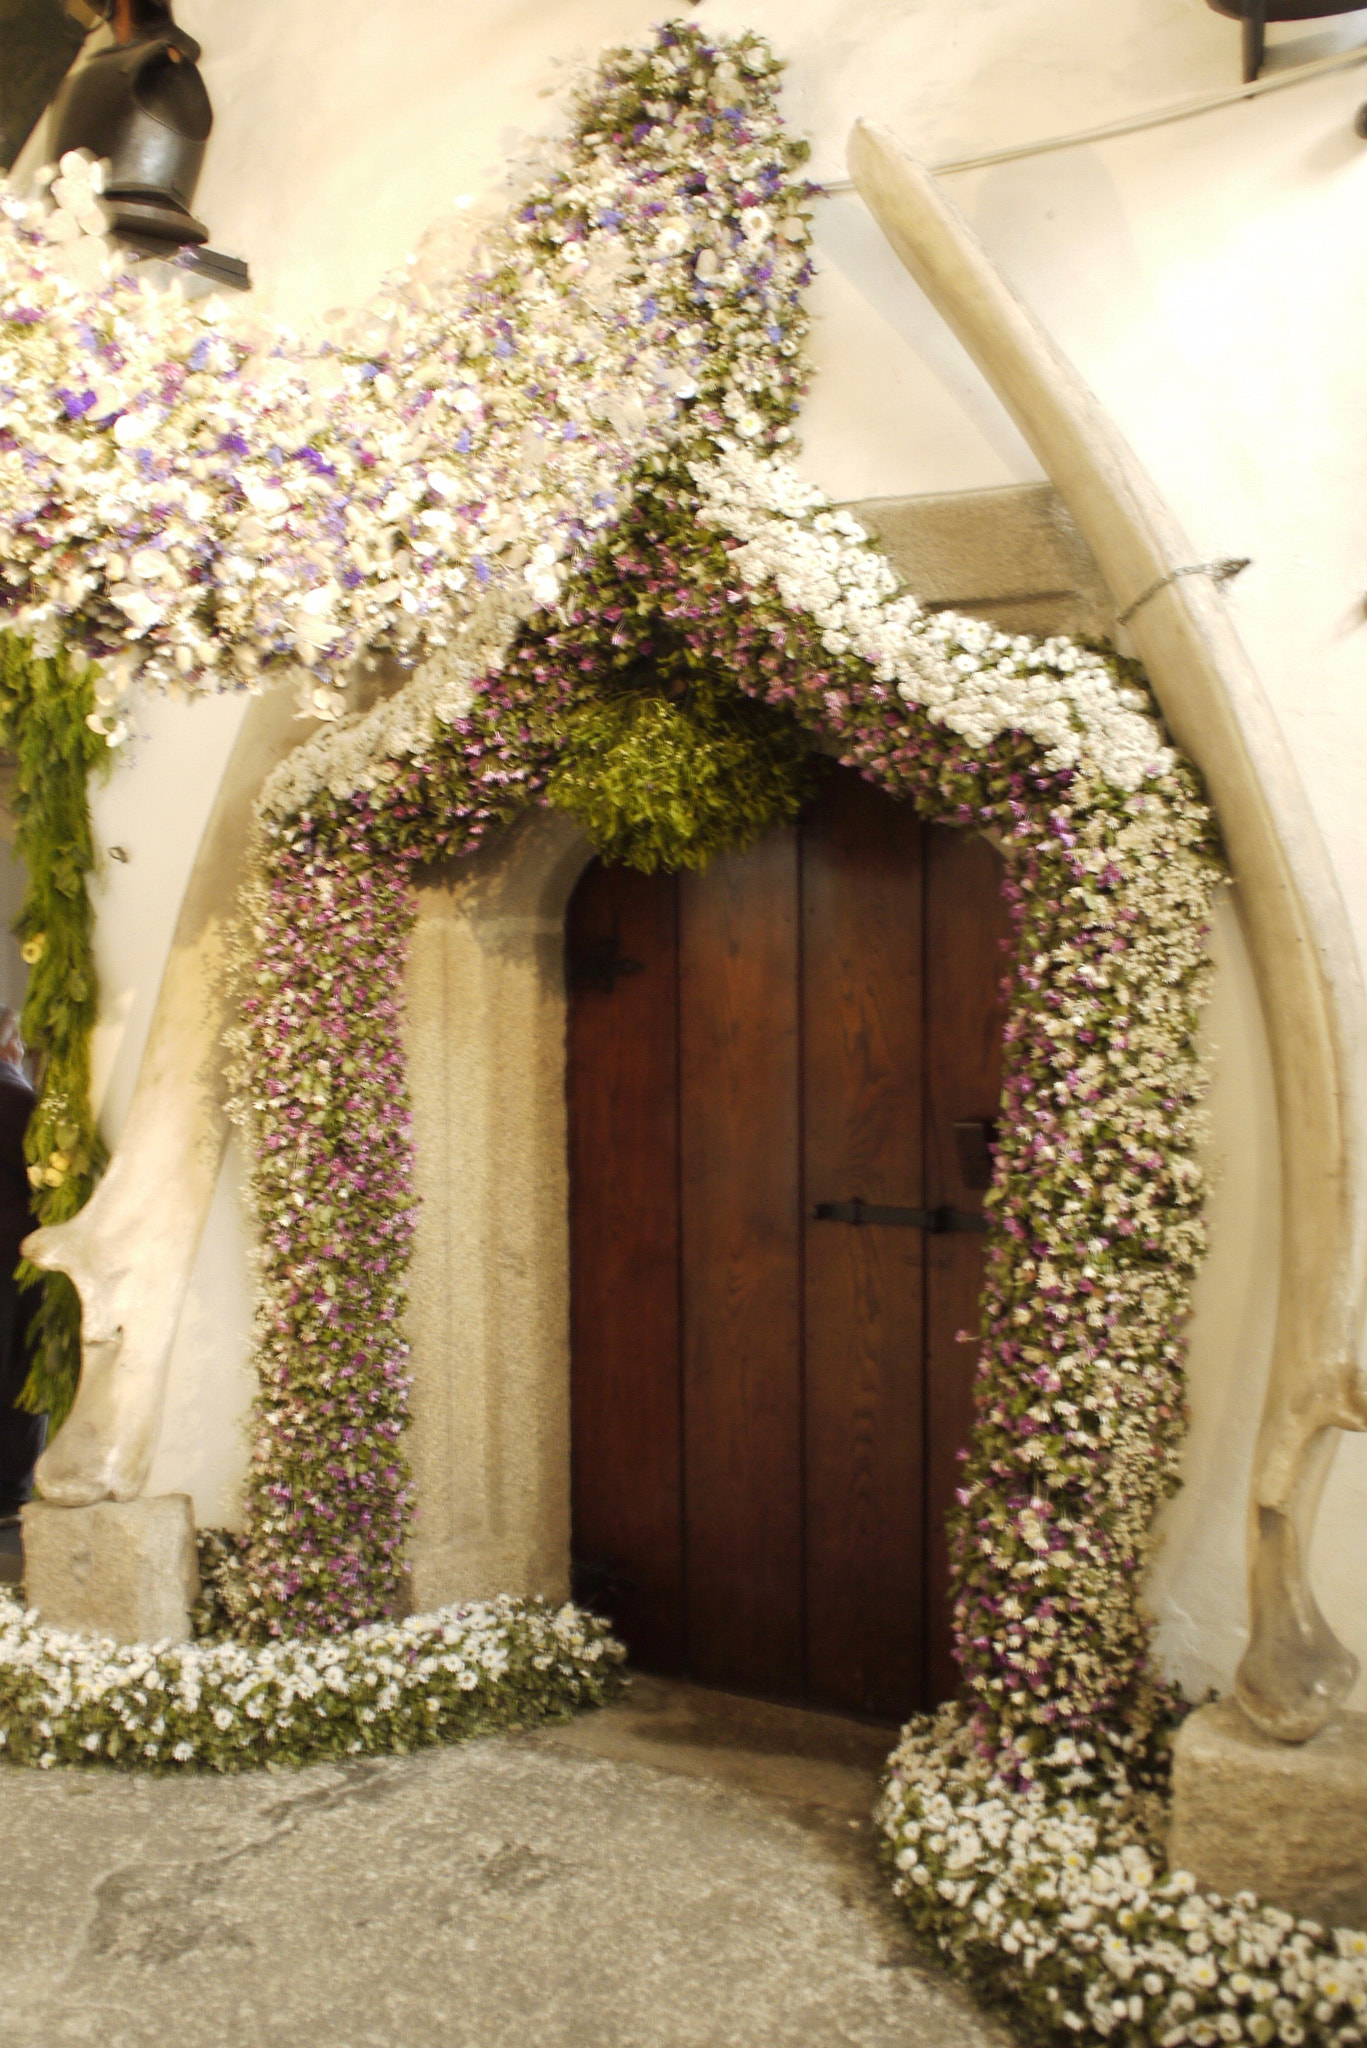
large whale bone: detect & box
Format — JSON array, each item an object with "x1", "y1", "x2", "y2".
[
  {"x1": 24, "y1": 683, "x2": 310, "y2": 1504},
  {"x1": 848, "y1": 121, "x2": 1367, "y2": 1741}
]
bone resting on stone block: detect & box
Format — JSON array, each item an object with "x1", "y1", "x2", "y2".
[
  {"x1": 19, "y1": 1495, "x2": 199, "y2": 1644},
  {"x1": 1170, "y1": 1697, "x2": 1367, "y2": 1930}
]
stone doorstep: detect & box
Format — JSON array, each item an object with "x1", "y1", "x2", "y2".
[
  {"x1": 526, "y1": 1668, "x2": 900, "y2": 1821},
  {"x1": 1169, "y1": 1696, "x2": 1367, "y2": 1932},
  {"x1": 20, "y1": 1494, "x2": 199, "y2": 1643}
]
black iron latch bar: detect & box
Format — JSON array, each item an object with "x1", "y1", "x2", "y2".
[
  {"x1": 813, "y1": 1199, "x2": 987, "y2": 1234},
  {"x1": 567, "y1": 934, "x2": 644, "y2": 994}
]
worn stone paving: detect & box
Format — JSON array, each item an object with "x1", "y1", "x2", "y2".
[{"x1": 0, "y1": 1674, "x2": 1011, "y2": 2048}]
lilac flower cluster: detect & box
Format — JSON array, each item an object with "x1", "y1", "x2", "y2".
[{"x1": 235, "y1": 824, "x2": 420, "y2": 1635}]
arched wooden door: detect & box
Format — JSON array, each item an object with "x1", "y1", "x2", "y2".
[{"x1": 566, "y1": 765, "x2": 1008, "y2": 1721}]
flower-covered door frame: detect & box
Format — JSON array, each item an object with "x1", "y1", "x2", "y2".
[{"x1": 217, "y1": 442, "x2": 1221, "y2": 1760}]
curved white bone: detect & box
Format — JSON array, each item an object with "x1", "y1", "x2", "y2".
[
  {"x1": 848, "y1": 119, "x2": 1367, "y2": 1742},
  {"x1": 25, "y1": 686, "x2": 308, "y2": 1504}
]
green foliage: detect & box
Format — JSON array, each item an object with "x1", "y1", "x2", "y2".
[
  {"x1": 190, "y1": 1528, "x2": 257, "y2": 1640},
  {"x1": 0, "y1": 633, "x2": 108, "y2": 1429},
  {"x1": 544, "y1": 657, "x2": 814, "y2": 872}
]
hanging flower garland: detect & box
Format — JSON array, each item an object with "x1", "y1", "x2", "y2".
[
  {"x1": 0, "y1": 633, "x2": 107, "y2": 1423},
  {"x1": 0, "y1": 17, "x2": 813, "y2": 1421},
  {"x1": 0, "y1": 25, "x2": 812, "y2": 731}
]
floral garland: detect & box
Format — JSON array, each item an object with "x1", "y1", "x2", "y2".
[
  {"x1": 0, "y1": 26, "x2": 811, "y2": 734},
  {"x1": 231, "y1": 447, "x2": 1218, "y2": 1726},
  {"x1": 877, "y1": 1712, "x2": 1367, "y2": 2045},
  {"x1": 0, "y1": 1590, "x2": 623, "y2": 1771}
]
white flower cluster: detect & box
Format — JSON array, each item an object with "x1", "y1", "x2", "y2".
[
  {"x1": 257, "y1": 591, "x2": 521, "y2": 820},
  {"x1": 0, "y1": 1591, "x2": 624, "y2": 1771},
  {"x1": 30, "y1": 150, "x2": 113, "y2": 284},
  {"x1": 0, "y1": 29, "x2": 810, "y2": 741},
  {"x1": 880, "y1": 1712, "x2": 1367, "y2": 2047},
  {"x1": 692, "y1": 448, "x2": 1175, "y2": 791}
]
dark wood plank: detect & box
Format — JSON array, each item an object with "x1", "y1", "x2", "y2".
[
  {"x1": 567, "y1": 860, "x2": 685, "y2": 1674},
  {"x1": 679, "y1": 831, "x2": 804, "y2": 1699},
  {"x1": 801, "y1": 769, "x2": 927, "y2": 1720},
  {"x1": 922, "y1": 826, "x2": 1011, "y2": 1707}
]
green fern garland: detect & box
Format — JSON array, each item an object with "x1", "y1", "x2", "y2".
[{"x1": 0, "y1": 633, "x2": 107, "y2": 1430}]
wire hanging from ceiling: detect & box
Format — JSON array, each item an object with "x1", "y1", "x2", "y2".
[{"x1": 815, "y1": 35, "x2": 1367, "y2": 192}]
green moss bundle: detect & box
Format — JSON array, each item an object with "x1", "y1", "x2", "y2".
[{"x1": 545, "y1": 661, "x2": 813, "y2": 872}]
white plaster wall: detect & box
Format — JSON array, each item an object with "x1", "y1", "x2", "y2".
[
  {"x1": 83, "y1": 688, "x2": 253, "y2": 1526},
  {"x1": 54, "y1": 0, "x2": 1366, "y2": 1685},
  {"x1": 87, "y1": 688, "x2": 249, "y2": 1142}
]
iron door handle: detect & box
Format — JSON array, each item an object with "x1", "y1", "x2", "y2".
[{"x1": 812, "y1": 1199, "x2": 986, "y2": 1233}]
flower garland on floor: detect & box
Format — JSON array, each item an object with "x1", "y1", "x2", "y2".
[
  {"x1": 877, "y1": 1711, "x2": 1367, "y2": 2045},
  {"x1": 0, "y1": 1591, "x2": 624, "y2": 1771}
]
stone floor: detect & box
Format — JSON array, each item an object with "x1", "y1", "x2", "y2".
[{"x1": 0, "y1": 1669, "x2": 1011, "y2": 2048}]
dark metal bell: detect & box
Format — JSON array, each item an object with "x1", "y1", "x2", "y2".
[
  {"x1": 1206, "y1": 0, "x2": 1367, "y2": 83},
  {"x1": 48, "y1": 0, "x2": 212, "y2": 247}
]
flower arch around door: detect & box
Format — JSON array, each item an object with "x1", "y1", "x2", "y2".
[
  {"x1": 231, "y1": 443, "x2": 1221, "y2": 1759},
  {"x1": 236, "y1": 457, "x2": 1367, "y2": 2046}
]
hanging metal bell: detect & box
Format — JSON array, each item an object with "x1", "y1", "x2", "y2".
[{"x1": 48, "y1": 1, "x2": 212, "y2": 247}]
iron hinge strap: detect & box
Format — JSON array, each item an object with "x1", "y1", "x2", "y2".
[{"x1": 813, "y1": 1199, "x2": 987, "y2": 1234}]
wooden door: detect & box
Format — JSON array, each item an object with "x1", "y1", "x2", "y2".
[
  {"x1": 800, "y1": 774, "x2": 927, "y2": 1716},
  {"x1": 567, "y1": 766, "x2": 1008, "y2": 1720}
]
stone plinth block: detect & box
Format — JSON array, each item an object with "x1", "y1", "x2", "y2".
[
  {"x1": 1170, "y1": 1697, "x2": 1367, "y2": 1930},
  {"x1": 20, "y1": 1495, "x2": 199, "y2": 1644}
]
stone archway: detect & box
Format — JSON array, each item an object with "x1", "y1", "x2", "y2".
[
  {"x1": 393, "y1": 485, "x2": 1119, "y2": 1622},
  {"x1": 402, "y1": 807, "x2": 591, "y2": 1613}
]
